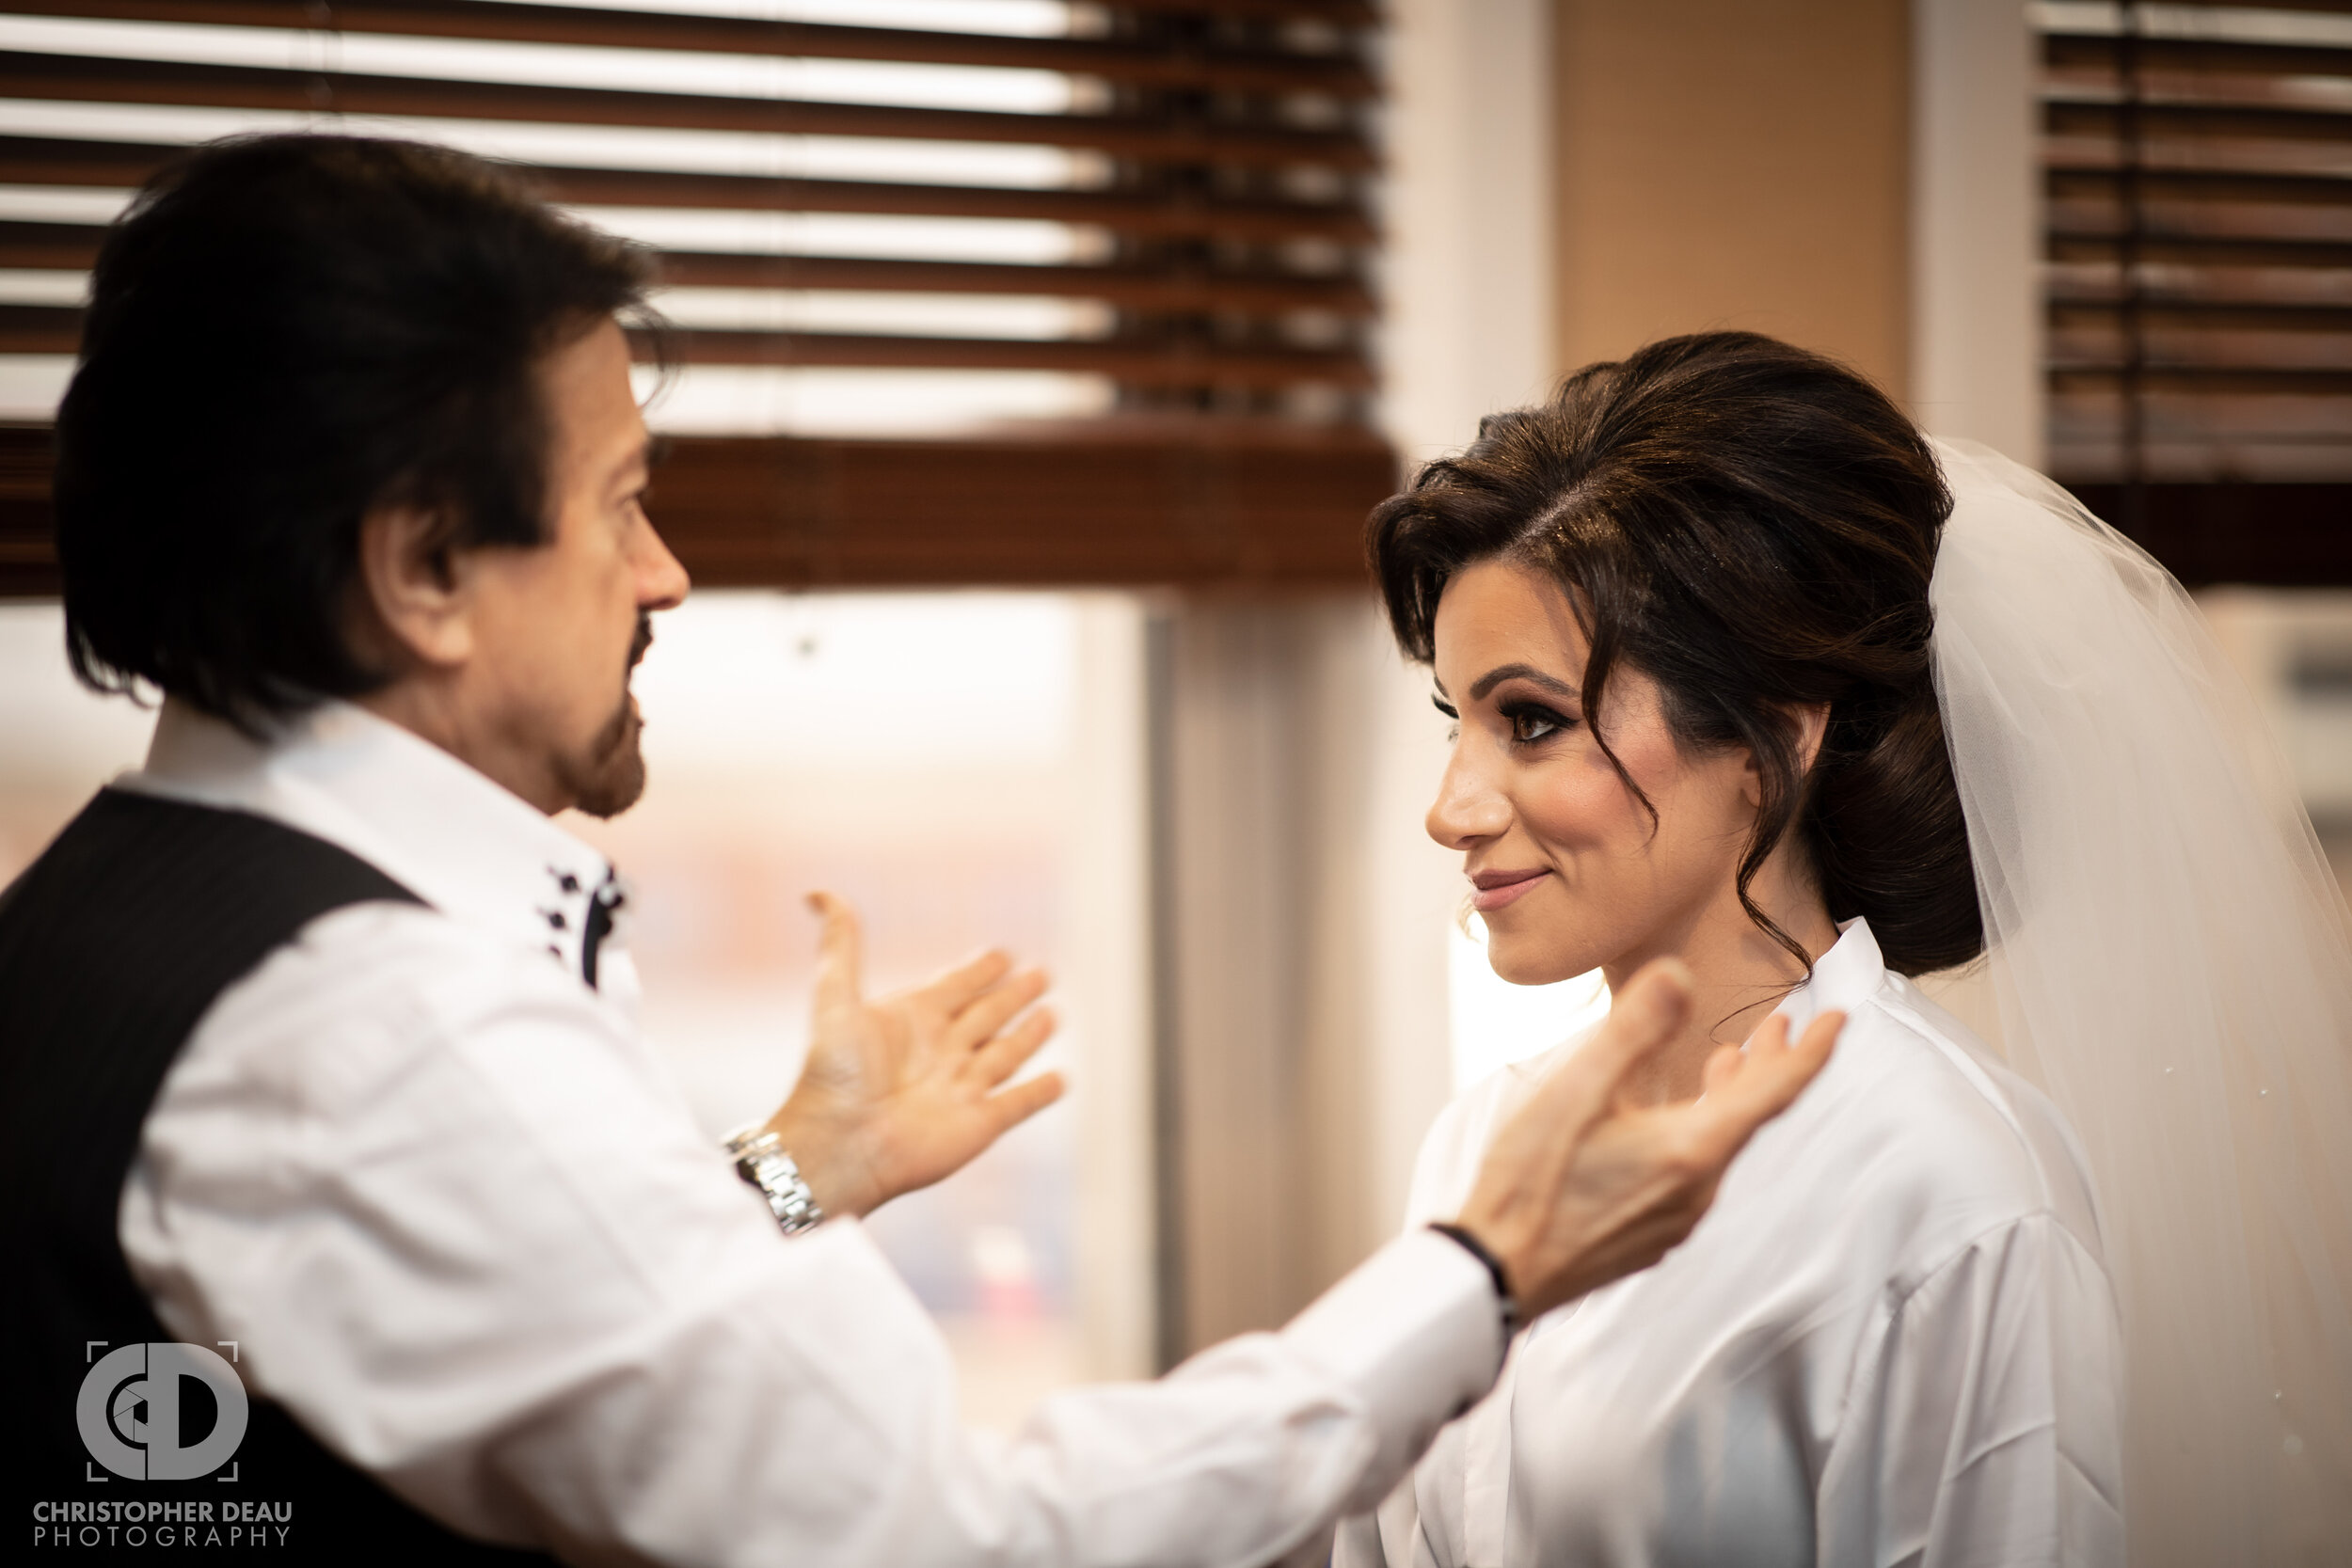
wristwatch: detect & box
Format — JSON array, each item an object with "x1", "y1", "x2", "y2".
[{"x1": 723, "y1": 1125, "x2": 825, "y2": 1235}]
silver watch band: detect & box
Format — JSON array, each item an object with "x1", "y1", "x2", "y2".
[{"x1": 723, "y1": 1126, "x2": 825, "y2": 1235}]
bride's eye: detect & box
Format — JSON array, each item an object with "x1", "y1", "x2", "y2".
[
  {"x1": 1503, "y1": 702, "x2": 1574, "y2": 744},
  {"x1": 1432, "y1": 692, "x2": 1461, "y2": 741}
]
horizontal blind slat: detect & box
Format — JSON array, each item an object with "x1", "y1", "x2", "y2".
[
  {"x1": 0, "y1": 132, "x2": 164, "y2": 184},
  {"x1": 2051, "y1": 233, "x2": 2352, "y2": 266},
  {"x1": 2051, "y1": 366, "x2": 2352, "y2": 393},
  {"x1": 2049, "y1": 166, "x2": 2352, "y2": 205},
  {"x1": 0, "y1": 422, "x2": 1408, "y2": 596},
  {"x1": 2048, "y1": 100, "x2": 2352, "y2": 145},
  {"x1": 0, "y1": 217, "x2": 95, "y2": 267},
  {"x1": 653, "y1": 255, "x2": 1373, "y2": 312},
  {"x1": 0, "y1": 226, "x2": 1375, "y2": 310},
  {"x1": 2051, "y1": 300, "x2": 2352, "y2": 331},
  {"x1": 639, "y1": 327, "x2": 1373, "y2": 387},
  {"x1": 0, "y1": 1, "x2": 1376, "y2": 97},
  {"x1": 0, "y1": 302, "x2": 79, "y2": 352},
  {"x1": 2045, "y1": 32, "x2": 2352, "y2": 78},
  {"x1": 2118, "y1": 0, "x2": 2352, "y2": 11},
  {"x1": 0, "y1": 303, "x2": 1373, "y2": 388},
  {"x1": 1078, "y1": 0, "x2": 1376, "y2": 19},
  {"x1": 0, "y1": 138, "x2": 1377, "y2": 239},
  {"x1": 0, "y1": 52, "x2": 1378, "y2": 167}
]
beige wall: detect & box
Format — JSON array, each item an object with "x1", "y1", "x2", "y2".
[{"x1": 1553, "y1": 0, "x2": 1913, "y2": 399}]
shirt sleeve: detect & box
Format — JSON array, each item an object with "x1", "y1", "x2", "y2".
[
  {"x1": 120, "y1": 905, "x2": 1503, "y2": 1568},
  {"x1": 1815, "y1": 1212, "x2": 2125, "y2": 1568},
  {"x1": 1332, "y1": 1067, "x2": 1534, "y2": 1568}
]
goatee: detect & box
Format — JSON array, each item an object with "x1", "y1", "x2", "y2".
[{"x1": 562, "y1": 614, "x2": 654, "y2": 819}]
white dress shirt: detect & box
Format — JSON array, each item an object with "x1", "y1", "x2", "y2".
[
  {"x1": 1336, "y1": 920, "x2": 2124, "y2": 1568},
  {"x1": 115, "y1": 698, "x2": 1504, "y2": 1567}
]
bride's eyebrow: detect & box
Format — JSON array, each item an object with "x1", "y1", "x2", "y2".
[{"x1": 1470, "y1": 662, "x2": 1579, "y2": 703}]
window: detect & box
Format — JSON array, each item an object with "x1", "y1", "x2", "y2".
[
  {"x1": 1447, "y1": 917, "x2": 1609, "y2": 1093},
  {"x1": 2038, "y1": 0, "x2": 2352, "y2": 581},
  {"x1": 566, "y1": 587, "x2": 1152, "y2": 1422},
  {"x1": 0, "y1": 588, "x2": 1157, "y2": 1422}
]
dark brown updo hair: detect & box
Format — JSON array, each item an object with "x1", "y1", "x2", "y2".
[{"x1": 1368, "y1": 330, "x2": 1981, "y2": 977}]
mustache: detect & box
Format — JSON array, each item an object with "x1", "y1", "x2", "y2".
[{"x1": 628, "y1": 614, "x2": 654, "y2": 671}]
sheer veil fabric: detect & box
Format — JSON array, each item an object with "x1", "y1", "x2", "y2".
[{"x1": 1927, "y1": 440, "x2": 2352, "y2": 1561}]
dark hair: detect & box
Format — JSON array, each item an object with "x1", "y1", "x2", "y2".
[
  {"x1": 1368, "y1": 330, "x2": 1981, "y2": 977},
  {"x1": 56, "y1": 134, "x2": 655, "y2": 728}
]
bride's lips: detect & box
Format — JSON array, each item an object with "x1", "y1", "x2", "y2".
[{"x1": 1470, "y1": 866, "x2": 1549, "y2": 912}]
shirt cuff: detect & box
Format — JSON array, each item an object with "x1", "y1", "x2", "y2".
[{"x1": 1279, "y1": 1227, "x2": 1506, "y2": 1510}]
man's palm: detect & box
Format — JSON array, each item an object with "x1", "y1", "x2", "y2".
[{"x1": 768, "y1": 892, "x2": 1063, "y2": 1219}]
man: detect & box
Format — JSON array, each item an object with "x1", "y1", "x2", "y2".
[{"x1": 1, "y1": 135, "x2": 1837, "y2": 1565}]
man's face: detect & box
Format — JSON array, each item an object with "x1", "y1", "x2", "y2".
[{"x1": 465, "y1": 317, "x2": 688, "y2": 817}]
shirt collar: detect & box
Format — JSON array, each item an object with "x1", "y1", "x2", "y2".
[
  {"x1": 120, "y1": 697, "x2": 614, "y2": 978},
  {"x1": 1773, "y1": 916, "x2": 1888, "y2": 1029}
]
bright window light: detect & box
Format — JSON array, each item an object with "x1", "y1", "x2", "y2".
[
  {"x1": 590, "y1": 207, "x2": 1102, "y2": 264},
  {"x1": 635, "y1": 363, "x2": 1112, "y2": 435},
  {"x1": 626, "y1": 591, "x2": 1076, "y2": 770},
  {"x1": 0, "y1": 184, "x2": 133, "y2": 224},
  {"x1": 0, "y1": 356, "x2": 73, "y2": 421},
  {"x1": 0, "y1": 101, "x2": 1093, "y2": 191},
  {"x1": 0, "y1": 16, "x2": 1079, "y2": 115},
  {"x1": 0, "y1": 270, "x2": 87, "y2": 307},
  {"x1": 650, "y1": 287, "x2": 1112, "y2": 339},
  {"x1": 1448, "y1": 916, "x2": 1611, "y2": 1094},
  {"x1": 503, "y1": 0, "x2": 1077, "y2": 37}
]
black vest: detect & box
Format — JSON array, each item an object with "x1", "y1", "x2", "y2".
[{"x1": 0, "y1": 788, "x2": 552, "y2": 1563}]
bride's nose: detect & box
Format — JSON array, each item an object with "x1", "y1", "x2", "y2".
[{"x1": 1427, "y1": 740, "x2": 1512, "y2": 848}]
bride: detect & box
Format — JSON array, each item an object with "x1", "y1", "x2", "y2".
[{"x1": 1336, "y1": 332, "x2": 2352, "y2": 1566}]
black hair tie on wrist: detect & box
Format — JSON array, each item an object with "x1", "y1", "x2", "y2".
[{"x1": 1428, "y1": 1221, "x2": 1521, "y2": 1340}]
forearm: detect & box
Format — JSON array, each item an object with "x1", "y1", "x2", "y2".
[
  {"x1": 137, "y1": 956, "x2": 1506, "y2": 1567},
  {"x1": 276, "y1": 1223, "x2": 1497, "y2": 1568}
]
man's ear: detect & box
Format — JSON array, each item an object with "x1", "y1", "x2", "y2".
[
  {"x1": 1739, "y1": 703, "x2": 1833, "y2": 810},
  {"x1": 353, "y1": 503, "x2": 477, "y2": 672}
]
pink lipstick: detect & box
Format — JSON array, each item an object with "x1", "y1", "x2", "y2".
[{"x1": 1470, "y1": 867, "x2": 1549, "y2": 912}]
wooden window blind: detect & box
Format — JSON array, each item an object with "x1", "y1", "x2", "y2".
[
  {"x1": 2041, "y1": 0, "x2": 2352, "y2": 583},
  {"x1": 0, "y1": 0, "x2": 1396, "y2": 594}
]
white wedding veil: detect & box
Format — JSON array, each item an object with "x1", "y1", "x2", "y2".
[{"x1": 1927, "y1": 439, "x2": 2352, "y2": 1562}]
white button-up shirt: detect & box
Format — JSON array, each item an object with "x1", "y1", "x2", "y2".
[
  {"x1": 114, "y1": 698, "x2": 1503, "y2": 1567},
  {"x1": 1338, "y1": 919, "x2": 2124, "y2": 1568}
]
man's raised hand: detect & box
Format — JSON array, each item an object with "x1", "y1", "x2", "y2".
[{"x1": 763, "y1": 892, "x2": 1064, "y2": 1220}]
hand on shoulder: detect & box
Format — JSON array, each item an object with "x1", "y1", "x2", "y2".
[{"x1": 1451, "y1": 961, "x2": 1842, "y2": 1321}]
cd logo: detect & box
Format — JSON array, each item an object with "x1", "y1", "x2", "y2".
[{"x1": 76, "y1": 1342, "x2": 248, "y2": 1481}]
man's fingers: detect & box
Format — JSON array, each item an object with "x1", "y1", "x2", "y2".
[
  {"x1": 806, "y1": 892, "x2": 865, "y2": 1008},
  {"x1": 1697, "y1": 1014, "x2": 1788, "y2": 1100},
  {"x1": 1698, "y1": 1008, "x2": 1842, "y2": 1141},
  {"x1": 1698, "y1": 1040, "x2": 1744, "y2": 1100},
  {"x1": 946, "y1": 968, "x2": 1050, "y2": 1053},
  {"x1": 1520, "y1": 959, "x2": 1695, "y2": 1137},
  {"x1": 969, "y1": 1006, "x2": 1056, "y2": 1085},
  {"x1": 985, "y1": 1070, "x2": 1065, "y2": 1133},
  {"x1": 911, "y1": 947, "x2": 1016, "y2": 1019}
]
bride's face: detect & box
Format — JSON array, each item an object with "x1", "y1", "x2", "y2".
[{"x1": 1427, "y1": 559, "x2": 1761, "y2": 986}]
